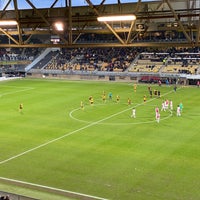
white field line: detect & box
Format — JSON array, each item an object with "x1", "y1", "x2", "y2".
[
  {"x1": 69, "y1": 103, "x2": 172, "y2": 125},
  {"x1": 0, "y1": 85, "x2": 32, "y2": 88},
  {"x1": 0, "y1": 89, "x2": 175, "y2": 165},
  {"x1": 0, "y1": 102, "x2": 141, "y2": 165},
  {"x1": 0, "y1": 87, "x2": 35, "y2": 97},
  {"x1": 0, "y1": 177, "x2": 108, "y2": 200},
  {"x1": 0, "y1": 88, "x2": 178, "y2": 200}
]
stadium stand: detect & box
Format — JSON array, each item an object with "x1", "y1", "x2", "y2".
[
  {"x1": 2, "y1": 46, "x2": 199, "y2": 85},
  {"x1": 42, "y1": 47, "x2": 138, "y2": 72},
  {"x1": 29, "y1": 47, "x2": 200, "y2": 75}
]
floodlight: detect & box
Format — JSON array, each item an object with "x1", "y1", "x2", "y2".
[
  {"x1": 54, "y1": 22, "x2": 64, "y2": 31},
  {"x1": 97, "y1": 15, "x2": 136, "y2": 22},
  {"x1": 0, "y1": 20, "x2": 18, "y2": 26}
]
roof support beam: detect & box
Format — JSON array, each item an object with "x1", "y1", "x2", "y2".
[
  {"x1": 51, "y1": 0, "x2": 60, "y2": 8},
  {"x1": 0, "y1": 28, "x2": 19, "y2": 45},
  {"x1": 0, "y1": 41, "x2": 198, "y2": 48},
  {"x1": 25, "y1": 0, "x2": 51, "y2": 26},
  {"x1": 25, "y1": 0, "x2": 68, "y2": 44},
  {"x1": 165, "y1": 0, "x2": 192, "y2": 44},
  {"x1": 0, "y1": 0, "x2": 12, "y2": 19},
  {"x1": 13, "y1": 0, "x2": 23, "y2": 44},
  {"x1": 23, "y1": 0, "x2": 59, "y2": 45},
  {"x1": 67, "y1": 0, "x2": 72, "y2": 44},
  {"x1": 126, "y1": 0, "x2": 141, "y2": 44},
  {"x1": 72, "y1": 23, "x2": 88, "y2": 44},
  {"x1": 195, "y1": 13, "x2": 200, "y2": 44},
  {"x1": 85, "y1": 0, "x2": 125, "y2": 45}
]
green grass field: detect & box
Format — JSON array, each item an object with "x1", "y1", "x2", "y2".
[{"x1": 0, "y1": 78, "x2": 199, "y2": 200}]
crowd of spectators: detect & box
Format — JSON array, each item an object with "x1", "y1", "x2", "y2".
[
  {"x1": 45, "y1": 47, "x2": 140, "y2": 72},
  {"x1": 43, "y1": 47, "x2": 200, "y2": 75},
  {"x1": 0, "y1": 45, "x2": 200, "y2": 75},
  {"x1": 0, "y1": 35, "x2": 41, "y2": 62},
  {"x1": 0, "y1": 47, "x2": 39, "y2": 62}
]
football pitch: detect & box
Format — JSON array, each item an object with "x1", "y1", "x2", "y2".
[{"x1": 0, "y1": 78, "x2": 199, "y2": 200}]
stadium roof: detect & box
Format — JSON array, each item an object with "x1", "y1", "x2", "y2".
[
  {"x1": 0, "y1": 0, "x2": 160, "y2": 9},
  {"x1": 0, "y1": 0, "x2": 199, "y2": 48}
]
